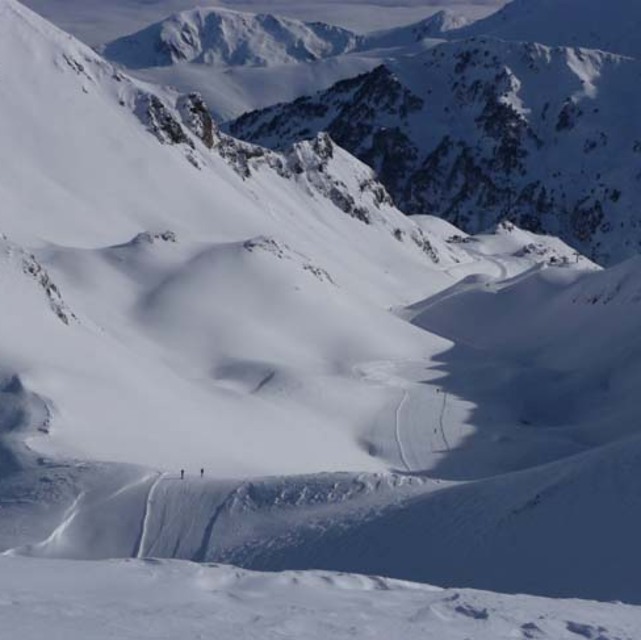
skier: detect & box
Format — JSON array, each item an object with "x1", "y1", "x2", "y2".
[
  {"x1": 180, "y1": 469, "x2": 185, "y2": 480},
  {"x1": 200, "y1": 468, "x2": 204, "y2": 478}
]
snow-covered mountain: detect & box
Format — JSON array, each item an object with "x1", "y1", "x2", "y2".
[
  {"x1": 99, "y1": 6, "x2": 383, "y2": 120},
  {"x1": 0, "y1": 0, "x2": 464, "y2": 481},
  {"x1": 103, "y1": 7, "x2": 361, "y2": 69},
  {"x1": 18, "y1": 0, "x2": 504, "y2": 47},
  {"x1": 362, "y1": 9, "x2": 471, "y2": 52},
  {"x1": 230, "y1": 37, "x2": 641, "y2": 264},
  {"x1": 5, "y1": 0, "x2": 641, "y2": 628},
  {"x1": 453, "y1": 0, "x2": 641, "y2": 60}
]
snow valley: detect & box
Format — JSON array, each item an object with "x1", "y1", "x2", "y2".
[{"x1": 1, "y1": 0, "x2": 641, "y2": 638}]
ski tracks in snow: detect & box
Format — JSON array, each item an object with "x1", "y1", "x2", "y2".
[
  {"x1": 136, "y1": 472, "x2": 165, "y2": 559},
  {"x1": 437, "y1": 390, "x2": 450, "y2": 452},
  {"x1": 357, "y1": 360, "x2": 453, "y2": 473},
  {"x1": 394, "y1": 390, "x2": 412, "y2": 472}
]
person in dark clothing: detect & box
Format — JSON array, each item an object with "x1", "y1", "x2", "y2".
[
  {"x1": 200, "y1": 468, "x2": 204, "y2": 478},
  {"x1": 180, "y1": 469, "x2": 185, "y2": 480}
]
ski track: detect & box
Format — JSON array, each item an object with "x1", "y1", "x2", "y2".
[
  {"x1": 136, "y1": 472, "x2": 165, "y2": 559},
  {"x1": 193, "y1": 482, "x2": 243, "y2": 563},
  {"x1": 466, "y1": 248, "x2": 508, "y2": 280},
  {"x1": 437, "y1": 390, "x2": 450, "y2": 452},
  {"x1": 394, "y1": 389, "x2": 412, "y2": 472},
  {"x1": 27, "y1": 491, "x2": 85, "y2": 555}
]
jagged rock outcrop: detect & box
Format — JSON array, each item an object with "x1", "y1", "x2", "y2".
[
  {"x1": 229, "y1": 38, "x2": 641, "y2": 264},
  {"x1": 136, "y1": 93, "x2": 193, "y2": 148},
  {"x1": 21, "y1": 254, "x2": 75, "y2": 325},
  {"x1": 131, "y1": 80, "x2": 441, "y2": 262},
  {"x1": 177, "y1": 93, "x2": 215, "y2": 149}
]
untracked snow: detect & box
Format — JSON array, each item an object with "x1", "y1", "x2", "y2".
[{"x1": 2, "y1": 556, "x2": 639, "y2": 640}]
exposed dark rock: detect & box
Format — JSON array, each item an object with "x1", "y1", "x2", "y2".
[
  {"x1": 136, "y1": 94, "x2": 193, "y2": 148},
  {"x1": 228, "y1": 38, "x2": 641, "y2": 264},
  {"x1": 22, "y1": 255, "x2": 75, "y2": 325},
  {"x1": 177, "y1": 93, "x2": 216, "y2": 149}
]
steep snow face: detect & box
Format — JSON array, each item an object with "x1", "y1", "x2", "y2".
[
  {"x1": 0, "y1": 0, "x2": 463, "y2": 478},
  {"x1": 103, "y1": 7, "x2": 362, "y2": 69},
  {"x1": 230, "y1": 38, "x2": 641, "y2": 264},
  {"x1": 455, "y1": 0, "x2": 641, "y2": 59}
]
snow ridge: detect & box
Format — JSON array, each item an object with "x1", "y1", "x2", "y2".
[
  {"x1": 454, "y1": 0, "x2": 641, "y2": 60},
  {"x1": 102, "y1": 7, "x2": 361, "y2": 69}
]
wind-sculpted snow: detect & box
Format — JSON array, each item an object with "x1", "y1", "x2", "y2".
[
  {"x1": 230, "y1": 38, "x2": 641, "y2": 264},
  {"x1": 11, "y1": 428, "x2": 641, "y2": 602},
  {"x1": 3, "y1": 555, "x2": 640, "y2": 640}
]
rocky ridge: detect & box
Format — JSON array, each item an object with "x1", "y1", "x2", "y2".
[{"x1": 229, "y1": 38, "x2": 641, "y2": 264}]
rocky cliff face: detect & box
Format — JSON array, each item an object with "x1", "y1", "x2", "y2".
[
  {"x1": 230, "y1": 38, "x2": 641, "y2": 265},
  {"x1": 130, "y1": 84, "x2": 441, "y2": 263}
]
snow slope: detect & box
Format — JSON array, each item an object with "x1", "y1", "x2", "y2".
[
  {"x1": 5, "y1": 0, "x2": 641, "y2": 617},
  {"x1": 362, "y1": 9, "x2": 471, "y2": 53},
  {"x1": 4, "y1": 556, "x2": 639, "y2": 640},
  {"x1": 230, "y1": 37, "x2": 641, "y2": 264},
  {"x1": 455, "y1": 0, "x2": 641, "y2": 59},
  {"x1": 102, "y1": 7, "x2": 361, "y2": 69},
  {"x1": 21, "y1": 240, "x2": 641, "y2": 603},
  {"x1": 118, "y1": 51, "x2": 381, "y2": 122},
  {"x1": 0, "y1": 0, "x2": 459, "y2": 480}
]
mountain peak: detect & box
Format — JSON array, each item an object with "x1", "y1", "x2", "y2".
[
  {"x1": 362, "y1": 9, "x2": 471, "y2": 51},
  {"x1": 102, "y1": 7, "x2": 361, "y2": 69}
]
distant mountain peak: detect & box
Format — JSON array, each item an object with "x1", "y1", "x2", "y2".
[
  {"x1": 361, "y1": 9, "x2": 471, "y2": 52},
  {"x1": 102, "y1": 7, "x2": 361, "y2": 69},
  {"x1": 413, "y1": 9, "x2": 472, "y2": 37}
]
